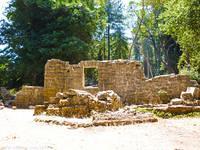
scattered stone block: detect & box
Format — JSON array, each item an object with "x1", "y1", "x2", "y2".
[
  {"x1": 180, "y1": 92, "x2": 193, "y2": 101},
  {"x1": 0, "y1": 87, "x2": 14, "y2": 101},
  {"x1": 34, "y1": 105, "x2": 46, "y2": 115},
  {"x1": 170, "y1": 98, "x2": 184, "y2": 105},
  {"x1": 154, "y1": 105, "x2": 200, "y2": 115},
  {"x1": 186, "y1": 87, "x2": 200, "y2": 99},
  {"x1": 56, "y1": 92, "x2": 64, "y2": 99},
  {"x1": 46, "y1": 107, "x2": 60, "y2": 116},
  {"x1": 49, "y1": 97, "x2": 60, "y2": 104},
  {"x1": 59, "y1": 99, "x2": 70, "y2": 107}
]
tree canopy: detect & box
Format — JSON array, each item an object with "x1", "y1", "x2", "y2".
[{"x1": 0, "y1": 0, "x2": 199, "y2": 88}]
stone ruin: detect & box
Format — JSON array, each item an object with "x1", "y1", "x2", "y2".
[
  {"x1": 34, "y1": 89, "x2": 123, "y2": 117},
  {"x1": 15, "y1": 59, "x2": 196, "y2": 106},
  {"x1": 15, "y1": 59, "x2": 200, "y2": 126}
]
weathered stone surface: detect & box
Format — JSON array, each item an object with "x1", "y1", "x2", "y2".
[
  {"x1": 96, "y1": 90, "x2": 123, "y2": 111},
  {"x1": 0, "y1": 87, "x2": 14, "y2": 101},
  {"x1": 35, "y1": 89, "x2": 123, "y2": 118},
  {"x1": 17, "y1": 59, "x2": 197, "y2": 109},
  {"x1": 181, "y1": 92, "x2": 193, "y2": 100},
  {"x1": 34, "y1": 105, "x2": 46, "y2": 115},
  {"x1": 44, "y1": 59, "x2": 194, "y2": 104},
  {"x1": 56, "y1": 92, "x2": 64, "y2": 99},
  {"x1": 49, "y1": 97, "x2": 60, "y2": 104},
  {"x1": 34, "y1": 106, "x2": 158, "y2": 128},
  {"x1": 15, "y1": 86, "x2": 44, "y2": 108},
  {"x1": 59, "y1": 99, "x2": 70, "y2": 107},
  {"x1": 186, "y1": 87, "x2": 200, "y2": 99},
  {"x1": 154, "y1": 105, "x2": 200, "y2": 114},
  {"x1": 46, "y1": 107, "x2": 60, "y2": 116},
  {"x1": 158, "y1": 90, "x2": 170, "y2": 104},
  {"x1": 60, "y1": 106, "x2": 89, "y2": 118},
  {"x1": 170, "y1": 98, "x2": 184, "y2": 105},
  {"x1": 184, "y1": 100, "x2": 200, "y2": 106}
]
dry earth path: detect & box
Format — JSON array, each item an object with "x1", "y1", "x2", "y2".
[{"x1": 0, "y1": 108, "x2": 200, "y2": 150}]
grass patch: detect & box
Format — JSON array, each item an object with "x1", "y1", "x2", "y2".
[{"x1": 136, "y1": 107, "x2": 200, "y2": 119}]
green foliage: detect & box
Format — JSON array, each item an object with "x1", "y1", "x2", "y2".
[
  {"x1": 0, "y1": 0, "x2": 100, "y2": 87},
  {"x1": 153, "y1": 110, "x2": 200, "y2": 119},
  {"x1": 136, "y1": 107, "x2": 200, "y2": 119},
  {"x1": 129, "y1": 0, "x2": 181, "y2": 77},
  {"x1": 180, "y1": 68, "x2": 200, "y2": 83},
  {"x1": 104, "y1": 0, "x2": 129, "y2": 60},
  {"x1": 160, "y1": 0, "x2": 200, "y2": 80},
  {"x1": 111, "y1": 31, "x2": 129, "y2": 59},
  {"x1": 84, "y1": 68, "x2": 98, "y2": 86}
]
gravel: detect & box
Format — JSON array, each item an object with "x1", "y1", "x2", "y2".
[{"x1": 0, "y1": 108, "x2": 200, "y2": 150}]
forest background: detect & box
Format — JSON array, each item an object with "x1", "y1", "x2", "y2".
[{"x1": 0, "y1": 0, "x2": 199, "y2": 89}]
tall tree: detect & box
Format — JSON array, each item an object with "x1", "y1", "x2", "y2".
[
  {"x1": 129, "y1": 0, "x2": 181, "y2": 77},
  {"x1": 0, "y1": 0, "x2": 99, "y2": 87},
  {"x1": 105, "y1": 0, "x2": 128, "y2": 60},
  {"x1": 160, "y1": 0, "x2": 200, "y2": 81}
]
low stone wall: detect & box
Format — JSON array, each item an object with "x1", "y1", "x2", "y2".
[
  {"x1": 15, "y1": 86, "x2": 44, "y2": 108},
  {"x1": 127, "y1": 75, "x2": 193, "y2": 104}
]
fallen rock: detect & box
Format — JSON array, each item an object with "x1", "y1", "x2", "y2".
[
  {"x1": 170, "y1": 98, "x2": 184, "y2": 105},
  {"x1": 0, "y1": 87, "x2": 14, "y2": 101},
  {"x1": 59, "y1": 99, "x2": 70, "y2": 107},
  {"x1": 56, "y1": 92, "x2": 64, "y2": 99},
  {"x1": 96, "y1": 90, "x2": 120, "y2": 102},
  {"x1": 154, "y1": 105, "x2": 200, "y2": 115},
  {"x1": 186, "y1": 87, "x2": 200, "y2": 99},
  {"x1": 96, "y1": 90, "x2": 123, "y2": 111},
  {"x1": 180, "y1": 92, "x2": 193, "y2": 100},
  {"x1": 49, "y1": 97, "x2": 60, "y2": 104},
  {"x1": 35, "y1": 89, "x2": 123, "y2": 118}
]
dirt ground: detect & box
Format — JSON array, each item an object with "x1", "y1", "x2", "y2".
[{"x1": 0, "y1": 108, "x2": 200, "y2": 150}]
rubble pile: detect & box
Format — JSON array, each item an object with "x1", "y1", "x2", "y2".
[
  {"x1": 34, "y1": 106, "x2": 157, "y2": 128},
  {"x1": 170, "y1": 87, "x2": 200, "y2": 106},
  {"x1": 34, "y1": 89, "x2": 123, "y2": 118},
  {"x1": 0, "y1": 87, "x2": 15, "y2": 107},
  {"x1": 154, "y1": 86, "x2": 200, "y2": 114}
]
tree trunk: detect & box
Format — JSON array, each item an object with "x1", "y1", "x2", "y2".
[{"x1": 107, "y1": 24, "x2": 111, "y2": 60}]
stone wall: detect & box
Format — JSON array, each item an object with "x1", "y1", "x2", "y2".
[
  {"x1": 15, "y1": 59, "x2": 195, "y2": 107},
  {"x1": 15, "y1": 86, "x2": 44, "y2": 108},
  {"x1": 43, "y1": 59, "x2": 194, "y2": 104},
  {"x1": 128, "y1": 75, "x2": 192, "y2": 104},
  {"x1": 98, "y1": 60, "x2": 145, "y2": 102}
]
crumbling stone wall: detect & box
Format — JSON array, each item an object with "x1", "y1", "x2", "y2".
[
  {"x1": 15, "y1": 59, "x2": 194, "y2": 107},
  {"x1": 98, "y1": 60, "x2": 145, "y2": 102},
  {"x1": 43, "y1": 59, "x2": 193, "y2": 104},
  {"x1": 15, "y1": 86, "x2": 44, "y2": 108},
  {"x1": 44, "y1": 60, "x2": 99, "y2": 101},
  {"x1": 129, "y1": 75, "x2": 192, "y2": 104}
]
